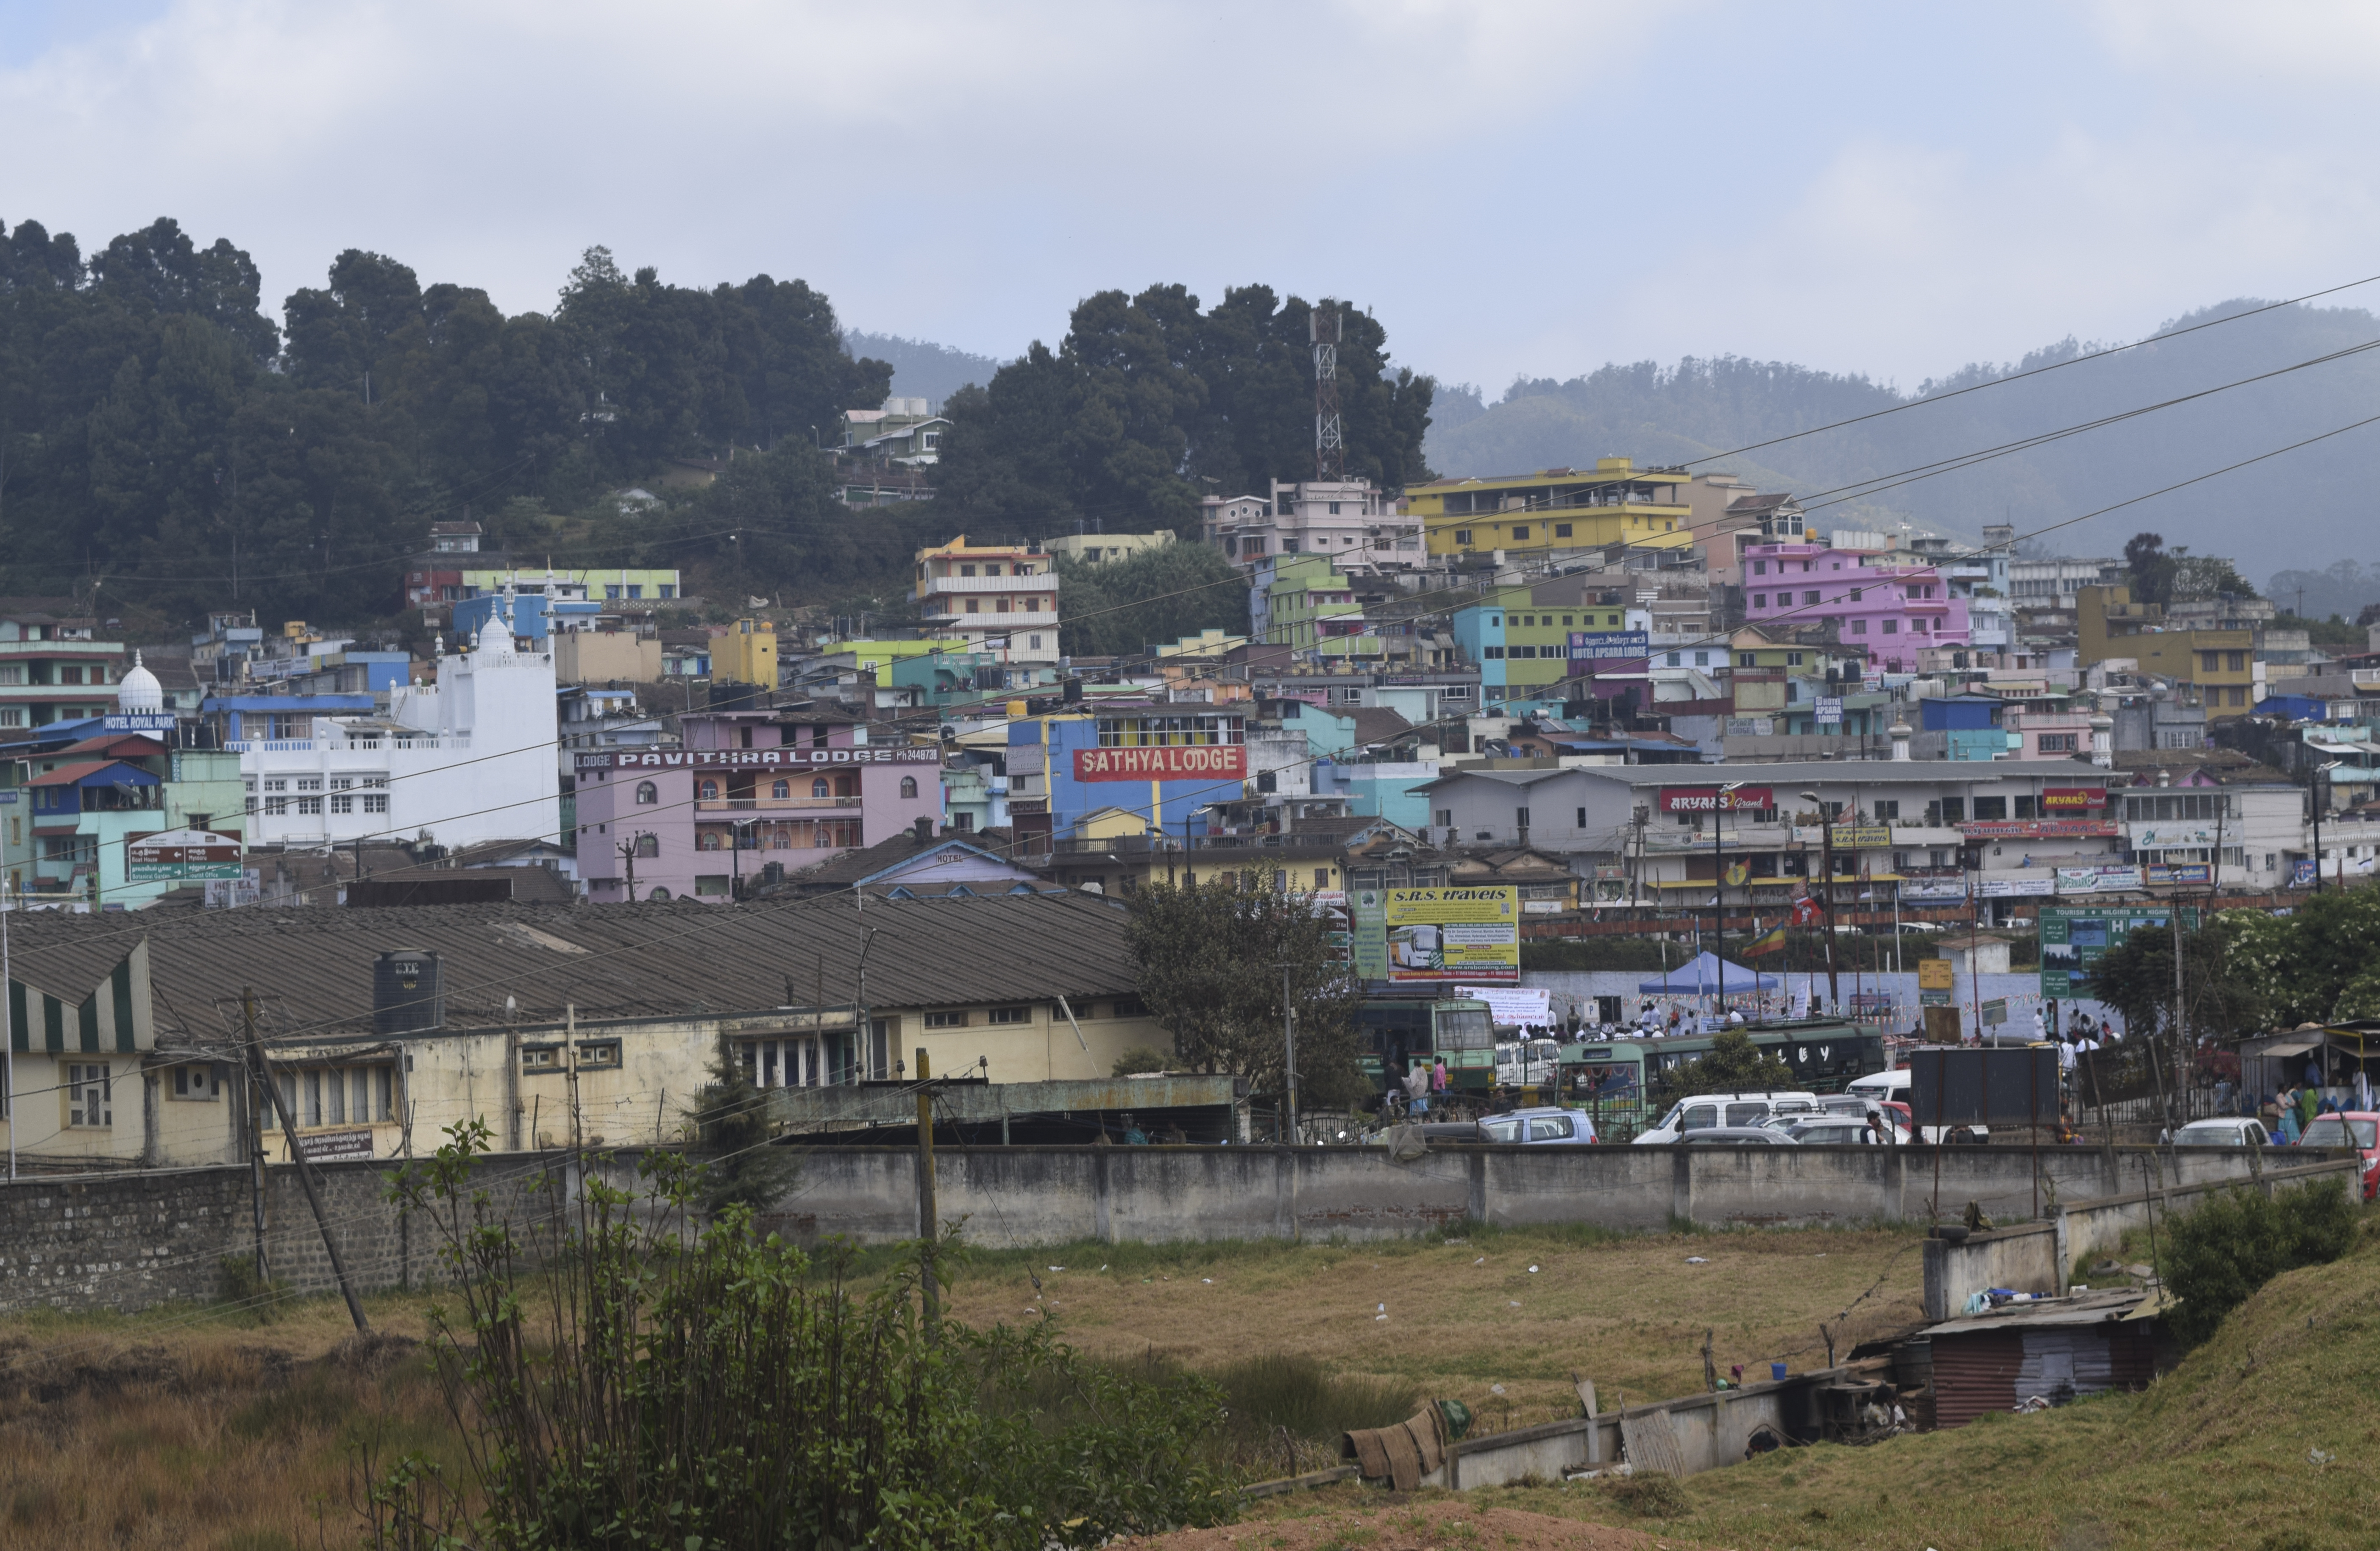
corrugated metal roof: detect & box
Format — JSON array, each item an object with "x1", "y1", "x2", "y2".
[{"x1": 3, "y1": 892, "x2": 1145, "y2": 1044}]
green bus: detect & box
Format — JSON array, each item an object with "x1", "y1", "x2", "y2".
[
  {"x1": 1356, "y1": 998, "x2": 1496, "y2": 1096},
  {"x1": 1556, "y1": 1023, "x2": 1887, "y2": 1141}
]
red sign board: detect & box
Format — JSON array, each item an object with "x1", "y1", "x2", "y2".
[
  {"x1": 1659, "y1": 785, "x2": 1775, "y2": 814},
  {"x1": 1072, "y1": 745, "x2": 1249, "y2": 783},
  {"x1": 2040, "y1": 787, "x2": 2106, "y2": 811}
]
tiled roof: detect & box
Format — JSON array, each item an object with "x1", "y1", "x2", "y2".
[{"x1": 3, "y1": 892, "x2": 1143, "y2": 1044}]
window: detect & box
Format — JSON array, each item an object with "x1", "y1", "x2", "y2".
[
  {"x1": 1484, "y1": 646, "x2": 1504, "y2": 659},
  {"x1": 363, "y1": 794, "x2": 388, "y2": 814},
  {"x1": 1666, "y1": 652, "x2": 1681, "y2": 667},
  {"x1": 1973, "y1": 796, "x2": 2007, "y2": 820},
  {"x1": 1851, "y1": 620, "x2": 1868, "y2": 635},
  {"x1": 2199, "y1": 651, "x2": 2220, "y2": 673},
  {"x1": 1806, "y1": 591, "x2": 1823, "y2": 605},
  {"x1": 522, "y1": 1045, "x2": 560, "y2": 1073},
  {"x1": 698, "y1": 831, "x2": 723, "y2": 851},
  {"x1": 2038, "y1": 734, "x2": 2079, "y2": 753},
  {"x1": 1313, "y1": 867, "x2": 1331, "y2": 888},
  {"x1": 296, "y1": 777, "x2": 322, "y2": 792},
  {"x1": 1940, "y1": 798, "x2": 1966, "y2": 823},
  {"x1": 633, "y1": 833, "x2": 659, "y2": 857},
  {"x1": 171, "y1": 1065, "x2": 221, "y2": 1101},
  {"x1": 1454, "y1": 530, "x2": 1472, "y2": 545},
  {"x1": 1435, "y1": 809, "x2": 1453, "y2": 827},
  {"x1": 772, "y1": 779, "x2": 790, "y2": 799},
  {"x1": 697, "y1": 779, "x2": 720, "y2": 800},
  {"x1": 576, "y1": 1041, "x2": 621, "y2": 1070},
  {"x1": 1753, "y1": 594, "x2": 1768, "y2": 609},
  {"x1": 66, "y1": 1064, "x2": 111, "y2": 1127},
  {"x1": 988, "y1": 1006, "x2": 1033, "y2": 1025},
  {"x1": 695, "y1": 874, "x2": 730, "y2": 896},
  {"x1": 1873, "y1": 801, "x2": 1899, "y2": 821},
  {"x1": 899, "y1": 776, "x2": 919, "y2": 798},
  {"x1": 812, "y1": 777, "x2": 830, "y2": 798},
  {"x1": 1787, "y1": 652, "x2": 1804, "y2": 666},
  {"x1": 1554, "y1": 524, "x2": 1572, "y2": 538},
  {"x1": 1881, "y1": 620, "x2": 1898, "y2": 634},
  {"x1": 1515, "y1": 807, "x2": 1531, "y2": 828},
  {"x1": 1739, "y1": 653, "x2": 1756, "y2": 667},
  {"x1": 924, "y1": 1010, "x2": 968, "y2": 1028},
  {"x1": 295, "y1": 796, "x2": 323, "y2": 815},
  {"x1": 330, "y1": 794, "x2": 353, "y2": 814}
]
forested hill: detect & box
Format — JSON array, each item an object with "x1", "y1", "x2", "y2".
[
  {"x1": 1428, "y1": 300, "x2": 2380, "y2": 582},
  {"x1": 0, "y1": 218, "x2": 889, "y2": 627}
]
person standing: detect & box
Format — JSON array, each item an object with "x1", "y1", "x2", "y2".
[
  {"x1": 2300, "y1": 1080, "x2": 2322, "y2": 1137},
  {"x1": 1404, "y1": 1058, "x2": 1431, "y2": 1117},
  {"x1": 2277, "y1": 1084, "x2": 2302, "y2": 1145}
]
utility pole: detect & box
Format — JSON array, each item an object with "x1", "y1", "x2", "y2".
[
  {"x1": 3, "y1": 872, "x2": 13, "y2": 1181},
  {"x1": 1277, "y1": 962, "x2": 1300, "y2": 1144},
  {"x1": 2311, "y1": 762, "x2": 2338, "y2": 894},
  {"x1": 242, "y1": 990, "x2": 269, "y2": 1284},
  {"x1": 241, "y1": 987, "x2": 367, "y2": 1331},
  {"x1": 915, "y1": 1047, "x2": 939, "y2": 1340},
  {"x1": 1801, "y1": 789, "x2": 1840, "y2": 1011},
  {"x1": 1709, "y1": 781, "x2": 1744, "y2": 1022}
]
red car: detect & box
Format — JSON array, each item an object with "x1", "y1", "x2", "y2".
[{"x1": 2299, "y1": 1110, "x2": 2380, "y2": 1198}]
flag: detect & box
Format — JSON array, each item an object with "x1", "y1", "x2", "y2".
[
  {"x1": 1723, "y1": 860, "x2": 1749, "y2": 887},
  {"x1": 1791, "y1": 893, "x2": 1822, "y2": 926},
  {"x1": 1743, "y1": 918, "x2": 1789, "y2": 958}
]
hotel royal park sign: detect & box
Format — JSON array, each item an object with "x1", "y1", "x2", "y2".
[
  {"x1": 574, "y1": 747, "x2": 941, "y2": 771},
  {"x1": 1072, "y1": 745, "x2": 1249, "y2": 782}
]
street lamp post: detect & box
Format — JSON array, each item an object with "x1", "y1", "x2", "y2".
[
  {"x1": 1801, "y1": 789, "x2": 1840, "y2": 1014},
  {"x1": 1710, "y1": 781, "x2": 1744, "y2": 1021}
]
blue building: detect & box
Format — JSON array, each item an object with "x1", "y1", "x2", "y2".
[{"x1": 1008, "y1": 706, "x2": 1246, "y2": 844}]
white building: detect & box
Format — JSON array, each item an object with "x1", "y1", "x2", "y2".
[
  {"x1": 1198, "y1": 479, "x2": 1422, "y2": 571},
  {"x1": 237, "y1": 609, "x2": 560, "y2": 853},
  {"x1": 913, "y1": 537, "x2": 1059, "y2": 666}
]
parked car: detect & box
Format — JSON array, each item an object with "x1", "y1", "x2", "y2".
[
  {"x1": 1679, "y1": 1127, "x2": 1803, "y2": 1146},
  {"x1": 1785, "y1": 1118, "x2": 1901, "y2": 1146},
  {"x1": 1632, "y1": 1090, "x2": 1822, "y2": 1144},
  {"x1": 2294, "y1": 1112, "x2": 2380, "y2": 1198},
  {"x1": 1815, "y1": 1094, "x2": 1913, "y2": 1140},
  {"x1": 1401, "y1": 1120, "x2": 1496, "y2": 1145},
  {"x1": 2165, "y1": 1117, "x2": 2271, "y2": 1148},
  {"x1": 1478, "y1": 1106, "x2": 1599, "y2": 1145},
  {"x1": 1846, "y1": 1067, "x2": 1989, "y2": 1143},
  {"x1": 1493, "y1": 1039, "x2": 1563, "y2": 1089}
]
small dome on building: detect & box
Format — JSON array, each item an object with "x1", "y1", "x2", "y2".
[{"x1": 117, "y1": 650, "x2": 164, "y2": 714}]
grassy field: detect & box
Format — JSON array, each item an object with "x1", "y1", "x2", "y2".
[{"x1": 1209, "y1": 1219, "x2": 2380, "y2": 1551}]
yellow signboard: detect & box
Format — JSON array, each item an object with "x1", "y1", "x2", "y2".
[
  {"x1": 1834, "y1": 824, "x2": 1893, "y2": 849},
  {"x1": 1383, "y1": 887, "x2": 1520, "y2": 984},
  {"x1": 1918, "y1": 959, "x2": 1955, "y2": 991}
]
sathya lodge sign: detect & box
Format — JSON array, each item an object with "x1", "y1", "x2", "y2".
[{"x1": 1072, "y1": 745, "x2": 1249, "y2": 781}]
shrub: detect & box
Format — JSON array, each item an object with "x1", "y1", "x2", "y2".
[
  {"x1": 370, "y1": 1120, "x2": 1235, "y2": 1549},
  {"x1": 1211, "y1": 1353, "x2": 1422, "y2": 1440},
  {"x1": 1604, "y1": 1473, "x2": 1690, "y2": 1518},
  {"x1": 2161, "y1": 1180, "x2": 2359, "y2": 1347}
]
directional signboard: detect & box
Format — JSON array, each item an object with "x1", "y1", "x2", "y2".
[{"x1": 127, "y1": 830, "x2": 245, "y2": 882}]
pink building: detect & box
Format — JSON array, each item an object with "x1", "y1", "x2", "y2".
[
  {"x1": 576, "y1": 709, "x2": 944, "y2": 903},
  {"x1": 1742, "y1": 542, "x2": 1970, "y2": 673}
]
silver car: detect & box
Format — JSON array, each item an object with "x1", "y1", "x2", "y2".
[
  {"x1": 1478, "y1": 1106, "x2": 1599, "y2": 1145},
  {"x1": 1679, "y1": 1126, "x2": 1802, "y2": 1146}
]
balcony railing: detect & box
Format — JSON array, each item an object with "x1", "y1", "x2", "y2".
[{"x1": 695, "y1": 795, "x2": 865, "y2": 811}]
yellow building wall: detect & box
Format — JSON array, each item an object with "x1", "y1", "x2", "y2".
[{"x1": 717, "y1": 619, "x2": 779, "y2": 687}]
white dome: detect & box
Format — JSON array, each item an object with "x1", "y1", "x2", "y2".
[{"x1": 117, "y1": 650, "x2": 164, "y2": 714}]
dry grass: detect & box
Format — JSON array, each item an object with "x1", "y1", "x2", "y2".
[
  {"x1": 0, "y1": 1290, "x2": 459, "y2": 1551},
  {"x1": 941, "y1": 1223, "x2": 1931, "y2": 1434}
]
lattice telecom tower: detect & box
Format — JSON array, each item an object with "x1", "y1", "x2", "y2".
[{"x1": 1311, "y1": 301, "x2": 1344, "y2": 480}]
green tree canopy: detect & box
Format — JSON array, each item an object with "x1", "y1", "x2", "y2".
[
  {"x1": 933, "y1": 284, "x2": 1434, "y2": 536},
  {"x1": 1650, "y1": 1027, "x2": 1795, "y2": 1105},
  {"x1": 1054, "y1": 542, "x2": 1248, "y2": 657},
  {"x1": 1125, "y1": 876, "x2": 1366, "y2": 1106}
]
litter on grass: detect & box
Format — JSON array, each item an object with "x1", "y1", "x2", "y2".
[{"x1": 1686, "y1": 1256, "x2": 1709, "y2": 1264}]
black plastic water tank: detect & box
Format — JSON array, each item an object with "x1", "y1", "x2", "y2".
[{"x1": 373, "y1": 949, "x2": 443, "y2": 1034}]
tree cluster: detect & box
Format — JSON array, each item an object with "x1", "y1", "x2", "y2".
[
  {"x1": 1649, "y1": 1027, "x2": 1795, "y2": 1106},
  {"x1": 932, "y1": 284, "x2": 1434, "y2": 536},
  {"x1": 0, "y1": 217, "x2": 887, "y2": 624},
  {"x1": 2158, "y1": 1179, "x2": 2358, "y2": 1348},
  {"x1": 1053, "y1": 542, "x2": 1249, "y2": 658},
  {"x1": 2218, "y1": 886, "x2": 2380, "y2": 1027},
  {"x1": 1124, "y1": 876, "x2": 1367, "y2": 1106},
  {"x1": 2123, "y1": 530, "x2": 2260, "y2": 608}
]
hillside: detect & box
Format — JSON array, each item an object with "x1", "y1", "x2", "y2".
[{"x1": 1427, "y1": 299, "x2": 2380, "y2": 583}]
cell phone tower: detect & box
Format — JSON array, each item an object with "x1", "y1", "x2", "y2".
[{"x1": 1311, "y1": 301, "x2": 1344, "y2": 481}]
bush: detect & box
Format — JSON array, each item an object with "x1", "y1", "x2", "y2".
[
  {"x1": 370, "y1": 1120, "x2": 1236, "y2": 1549},
  {"x1": 1604, "y1": 1473, "x2": 1690, "y2": 1518},
  {"x1": 2161, "y1": 1180, "x2": 2359, "y2": 1347},
  {"x1": 1211, "y1": 1353, "x2": 1421, "y2": 1441}
]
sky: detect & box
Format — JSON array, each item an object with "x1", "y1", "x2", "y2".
[{"x1": 3, "y1": 0, "x2": 2378, "y2": 396}]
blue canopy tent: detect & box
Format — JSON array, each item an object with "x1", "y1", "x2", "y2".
[{"x1": 1637, "y1": 953, "x2": 1779, "y2": 997}]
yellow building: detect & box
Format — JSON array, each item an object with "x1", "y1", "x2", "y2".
[
  {"x1": 716, "y1": 617, "x2": 778, "y2": 686},
  {"x1": 2077, "y1": 584, "x2": 2258, "y2": 717},
  {"x1": 1046, "y1": 532, "x2": 1176, "y2": 565},
  {"x1": 1404, "y1": 457, "x2": 1695, "y2": 561}
]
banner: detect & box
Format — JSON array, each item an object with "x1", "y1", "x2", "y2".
[
  {"x1": 1974, "y1": 876, "x2": 2055, "y2": 898},
  {"x1": 1567, "y1": 630, "x2": 1651, "y2": 661},
  {"x1": 1832, "y1": 824, "x2": 1892, "y2": 849},
  {"x1": 1071, "y1": 744, "x2": 1249, "y2": 782},
  {"x1": 2041, "y1": 787, "x2": 2106, "y2": 811},
  {"x1": 2129, "y1": 823, "x2": 2220, "y2": 848},
  {"x1": 578, "y1": 746, "x2": 940, "y2": 771},
  {"x1": 1900, "y1": 875, "x2": 1968, "y2": 901},
  {"x1": 2146, "y1": 863, "x2": 2211, "y2": 885},
  {"x1": 1960, "y1": 819, "x2": 2118, "y2": 839},
  {"x1": 1815, "y1": 697, "x2": 1844, "y2": 725},
  {"x1": 1659, "y1": 785, "x2": 1774, "y2": 813},
  {"x1": 1382, "y1": 887, "x2": 1520, "y2": 984},
  {"x1": 2292, "y1": 859, "x2": 2319, "y2": 889},
  {"x1": 2054, "y1": 866, "x2": 2141, "y2": 894}
]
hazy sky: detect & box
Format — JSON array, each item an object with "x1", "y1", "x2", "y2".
[{"x1": 4, "y1": 0, "x2": 2376, "y2": 395}]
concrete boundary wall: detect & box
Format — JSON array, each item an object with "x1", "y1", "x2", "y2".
[
  {"x1": 1919, "y1": 1157, "x2": 2358, "y2": 1320},
  {"x1": 0, "y1": 1142, "x2": 2348, "y2": 1317}
]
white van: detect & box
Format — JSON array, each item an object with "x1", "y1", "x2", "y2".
[
  {"x1": 1845, "y1": 1067, "x2": 1988, "y2": 1142},
  {"x1": 1633, "y1": 1090, "x2": 1822, "y2": 1144}
]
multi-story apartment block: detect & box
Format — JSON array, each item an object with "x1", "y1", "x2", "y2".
[
  {"x1": 1741, "y1": 542, "x2": 1971, "y2": 672},
  {"x1": 574, "y1": 707, "x2": 944, "y2": 903},
  {"x1": 913, "y1": 537, "x2": 1059, "y2": 666},
  {"x1": 1252, "y1": 554, "x2": 1376, "y2": 661},
  {"x1": 1405, "y1": 458, "x2": 1696, "y2": 564},
  {"x1": 236, "y1": 613, "x2": 559, "y2": 853},
  {"x1": 1198, "y1": 480, "x2": 1418, "y2": 568},
  {"x1": 2011, "y1": 555, "x2": 2124, "y2": 609},
  {"x1": 2077, "y1": 584, "x2": 2258, "y2": 718},
  {"x1": 1046, "y1": 531, "x2": 1175, "y2": 566},
  {"x1": 0, "y1": 607, "x2": 128, "y2": 731}
]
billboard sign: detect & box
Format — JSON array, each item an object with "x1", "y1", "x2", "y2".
[
  {"x1": 1832, "y1": 824, "x2": 1892, "y2": 849},
  {"x1": 2054, "y1": 866, "x2": 2141, "y2": 894},
  {"x1": 1815, "y1": 696, "x2": 1844, "y2": 725},
  {"x1": 2292, "y1": 858, "x2": 2319, "y2": 889},
  {"x1": 1960, "y1": 820, "x2": 2119, "y2": 839},
  {"x1": 576, "y1": 746, "x2": 940, "y2": 771},
  {"x1": 1974, "y1": 876, "x2": 2055, "y2": 898},
  {"x1": 2129, "y1": 822, "x2": 2220, "y2": 849},
  {"x1": 1381, "y1": 887, "x2": 1520, "y2": 984},
  {"x1": 1907, "y1": 1047, "x2": 2060, "y2": 1126},
  {"x1": 1071, "y1": 744, "x2": 1249, "y2": 782},
  {"x1": 295, "y1": 1129, "x2": 375, "y2": 1162},
  {"x1": 2041, "y1": 787, "x2": 2107, "y2": 811},
  {"x1": 1567, "y1": 630, "x2": 1651, "y2": 661},
  {"x1": 1901, "y1": 875, "x2": 1968, "y2": 901},
  {"x1": 1350, "y1": 889, "x2": 1389, "y2": 981},
  {"x1": 1659, "y1": 786, "x2": 1774, "y2": 814},
  {"x1": 2038, "y1": 903, "x2": 2201, "y2": 999},
  {"x1": 127, "y1": 830, "x2": 244, "y2": 882},
  {"x1": 2146, "y1": 863, "x2": 2212, "y2": 885}
]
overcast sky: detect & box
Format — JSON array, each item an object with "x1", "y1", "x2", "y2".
[{"x1": 4, "y1": 0, "x2": 2376, "y2": 395}]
